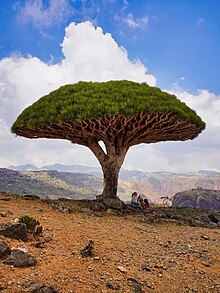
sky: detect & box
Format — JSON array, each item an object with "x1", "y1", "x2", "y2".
[{"x1": 0, "y1": 0, "x2": 220, "y2": 173}]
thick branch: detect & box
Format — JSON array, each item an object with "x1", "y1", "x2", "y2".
[{"x1": 14, "y1": 112, "x2": 204, "y2": 152}]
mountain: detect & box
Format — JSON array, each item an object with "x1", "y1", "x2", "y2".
[
  {"x1": 1, "y1": 166, "x2": 220, "y2": 203},
  {"x1": 0, "y1": 168, "x2": 102, "y2": 200},
  {"x1": 198, "y1": 170, "x2": 219, "y2": 175},
  {"x1": 172, "y1": 188, "x2": 220, "y2": 211},
  {"x1": 9, "y1": 163, "x2": 101, "y2": 173}
]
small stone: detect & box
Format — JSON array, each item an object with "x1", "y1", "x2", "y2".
[
  {"x1": 202, "y1": 261, "x2": 212, "y2": 267},
  {"x1": 117, "y1": 266, "x2": 127, "y2": 273},
  {"x1": 146, "y1": 283, "x2": 154, "y2": 289},
  {"x1": 201, "y1": 235, "x2": 210, "y2": 240},
  {"x1": 44, "y1": 236, "x2": 53, "y2": 243},
  {"x1": 142, "y1": 264, "x2": 151, "y2": 271},
  {"x1": 0, "y1": 212, "x2": 7, "y2": 217},
  {"x1": 80, "y1": 240, "x2": 94, "y2": 257},
  {"x1": 35, "y1": 241, "x2": 45, "y2": 248}
]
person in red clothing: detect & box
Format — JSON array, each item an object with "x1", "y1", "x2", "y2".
[
  {"x1": 137, "y1": 195, "x2": 144, "y2": 209},
  {"x1": 143, "y1": 198, "x2": 150, "y2": 212}
]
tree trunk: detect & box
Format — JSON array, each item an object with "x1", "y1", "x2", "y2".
[
  {"x1": 87, "y1": 138, "x2": 127, "y2": 200},
  {"x1": 102, "y1": 163, "x2": 120, "y2": 198}
]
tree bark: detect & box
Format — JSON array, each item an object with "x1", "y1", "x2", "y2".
[
  {"x1": 102, "y1": 163, "x2": 120, "y2": 198},
  {"x1": 87, "y1": 138, "x2": 127, "y2": 199}
]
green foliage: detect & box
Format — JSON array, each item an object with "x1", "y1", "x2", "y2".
[
  {"x1": 11, "y1": 80, "x2": 205, "y2": 132},
  {"x1": 18, "y1": 215, "x2": 42, "y2": 236}
]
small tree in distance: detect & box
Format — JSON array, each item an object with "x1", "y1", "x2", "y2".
[{"x1": 11, "y1": 80, "x2": 205, "y2": 205}]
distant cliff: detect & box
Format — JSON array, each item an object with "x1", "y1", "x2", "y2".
[
  {"x1": 1, "y1": 166, "x2": 220, "y2": 203},
  {"x1": 172, "y1": 188, "x2": 220, "y2": 211}
]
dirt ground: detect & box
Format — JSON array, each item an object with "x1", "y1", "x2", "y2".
[{"x1": 0, "y1": 194, "x2": 220, "y2": 293}]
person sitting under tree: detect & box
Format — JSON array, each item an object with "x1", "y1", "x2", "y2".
[
  {"x1": 137, "y1": 195, "x2": 144, "y2": 209},
  {"x1": 143, "y1": 198, "x2": 151, "y2": 212},
  {"x1": 131, "y1": 192, "x2": 138, "y2": 206}
]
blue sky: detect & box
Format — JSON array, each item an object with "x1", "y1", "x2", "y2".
[
  {"x1": 0, "y1": 0, "x2": 220, "y2": 172},
  {"x1": 1, "y1": 0, "x2": 219, "y2": 92}
]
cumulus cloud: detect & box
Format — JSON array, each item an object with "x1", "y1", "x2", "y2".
[
  {"x1": 0, "y1": 21, "x2": 155, "y2": 168},
  {"x1": 17, "y1": 0, "x2": 73, "y2": 28},
  {"x1": 168, "y1": 85, "x2": 220, "y2": 129},
  {"x1": 150, "y1": 85, "x2": 220, "y2": 172}
]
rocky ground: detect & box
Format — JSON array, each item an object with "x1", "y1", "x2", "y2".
[{"x1": 0, "y1": 192, "x2": 219, "y2": 293}]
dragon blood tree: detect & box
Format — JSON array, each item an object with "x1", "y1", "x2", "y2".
[{"x1": 11, "y1": 80, "x2": 205, "y2": 202}]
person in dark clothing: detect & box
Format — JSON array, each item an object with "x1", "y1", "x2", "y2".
[{"x1": 143, "y1": 198, "x2": 150, "y2": 212}]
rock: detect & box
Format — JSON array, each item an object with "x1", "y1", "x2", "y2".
[
  {"x1": 106, "y1": 282, "x2": 121, "y2": 290},
  {"x1": 44, "y1": 236, "x2": 53, "y2": 243},
  {"x1": 22, "y1": 280, "x2": 44, "y2": 289},
  {"x1": 172, "y1": 188, "x2": 220, "y2": 211},
  {"x1": 117, "y1": 266, "x2": 127, "y2": 273},
  {"x1": 23, "y1": 194, "x2": 40, "y2": 200},
  {"x1": 91, "y1": 201, "x2": 107, "y2": 212},
  {"x1": 208, "y1": 214, "x2": 219, "y2": 223},
  {"x1": 3, "y1": 249, "x2": 37, "y2": 267},
  {"x1": 35, "y1": 241, "x2": 45, "y2": 248},
  {"x1": 201, "y1": 235, "x2": 210, "y2": 240},
  {"x1": 30, "y1": 284, "x2": 60, "y2": 293},
  {"x1": 0, "y1": 212, "x2": 7, "y2": 217},
  {"x1": 0, "y1": 223, "x2": 27, "y2": 242},
  {"x1": 127, "y1": 278, "x2": 143, "y2": 293},
  {"x1": 80, "y1": 240, "x2": 94, "y2": 257},
  {"x1": 106, "y1": 282, "x2": 114, "y2": 289},
  {"x1": 22, "y1": 280, "x2": 59, "y2": 292},
  {"x1": 0, "y1": 241, "x2": 10, "y2": 259},
  {"x1": 96, "y1": 196, "x2": 125, "y2": 211},
  {"x1": 141, "y1": 264, "x2": 151, "y2": 271}
]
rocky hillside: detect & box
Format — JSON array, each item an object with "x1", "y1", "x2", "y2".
[
  {"x1": 1, "y1": 167, "x2": 220, "y2": 203},
  {"x1": 0, "y1": 168, "x2": 102, "y2": 200},
  {"x1": 0, "y1": 192, "x2": 219, "y2": 293},
  {"x1": 172, "y1": 188, "x2": 220, "y2": 211}
]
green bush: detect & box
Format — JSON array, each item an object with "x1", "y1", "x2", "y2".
[{"x1": 18, "y1": 215, "x2": 42, "y2": 236}]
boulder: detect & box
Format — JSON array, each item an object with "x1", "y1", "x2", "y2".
[
  {"x1": 22, "y1": 280, "x2": 59, "y2": 292},
  {"x1": 97, "y1": 197, "x2": 125, "y2": 211},
  {"x1": 3, "y1": 249, "x2": 37, "y2": 267},
  {"x1": 0, "y1": 223, "x2": 27, "y2": 241},
  {"x1": 0, "y1": 241, "x2": 10, "y2": 259},
  {"x1": 172, "y1": 188, "x2": 220, "y2": 211}
]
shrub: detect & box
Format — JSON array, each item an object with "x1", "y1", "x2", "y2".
[{"x1": 18, "y1": 215, "x2": 42, "y2": 236}]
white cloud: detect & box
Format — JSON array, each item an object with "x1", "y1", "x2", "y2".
[
  {"x1": 61, "y1": 22, "x2": 155, "y2": 83},
  {"x1": 17, "y1": 0, "x2": 73, "y2": 29},
  {"x1": 168, "y1": 86, "x2": 220, "y2": 128},
  {"x1": 149, "y1": 85, "x2": 220, "y2": 172},
  {"x1": 0, "y1": 21, "x2": 155, "y2": 168},
  {"x1": 115, "y1": 12, "x2": 148, "y2": 29}
]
